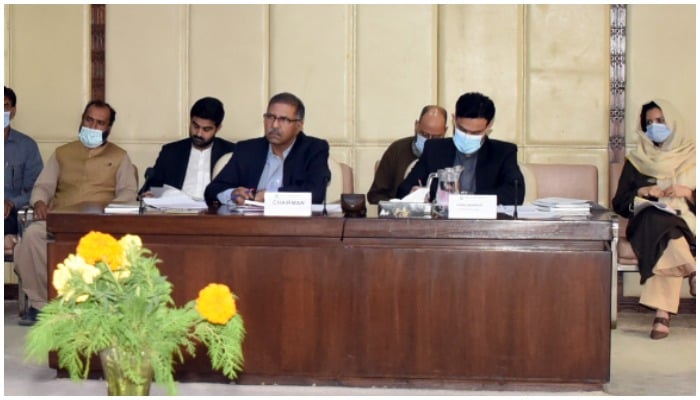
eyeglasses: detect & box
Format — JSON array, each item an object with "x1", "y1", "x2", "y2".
[
  {"x1": 417, "y1": 131, "x2": 443, "y2": 140},
  {"x1": 263, "y1": 113, "x2": 301, "y2": 125}
]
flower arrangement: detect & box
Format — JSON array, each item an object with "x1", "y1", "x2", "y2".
[{"x1": 25, "y1": 231, "x2": 245, "y2": 395}]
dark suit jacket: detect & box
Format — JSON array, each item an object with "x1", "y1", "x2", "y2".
[
  {"x1": 397, "y1": 136, "x2": 525, "y2": 205},
  {"x1": 204, "y1": 132, "x2": 331, "y2": 206},
  {"x1": 140, "y1": 137, "x2": 236, "y2": 194}
]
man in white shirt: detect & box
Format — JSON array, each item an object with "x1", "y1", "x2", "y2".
[{"x1": 140, "y1": 97, "x2": 236, "y2": 200}]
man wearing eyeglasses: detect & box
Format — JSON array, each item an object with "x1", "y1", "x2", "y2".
[
  {"x1": 204, "y1": 92, "x2": 331, "y2": 207},
  {"x1": 367, "y1": 105, "x2": 447, "y2": 204},
  {"x1": 397, "y1": 92, "x2": 525, "y2": 205}
]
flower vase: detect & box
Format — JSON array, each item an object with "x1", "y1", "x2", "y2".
[{"x1": 99, "y1": 347, "x2": 153, "y2": 396}]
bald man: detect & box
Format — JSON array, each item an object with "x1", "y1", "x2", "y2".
[{"x1": 367, "y1": 105, "x2": 447, "y2": 204}]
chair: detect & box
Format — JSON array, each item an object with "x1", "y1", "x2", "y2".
[
  {"x1": 327, "y1": 159, "x2": 354, "y2": 203},
  {"x1": 212, "y1": 152, "x2": 233, "y2": 179},
  {"x1": 11, "y1": 206, "x2": 35, "y2": 316},
  {"x1": 522, "y1": 163, "x2": 598, "y2": 203}
]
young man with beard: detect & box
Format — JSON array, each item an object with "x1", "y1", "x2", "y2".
[
  {"x1": 205, "y1": 92, "x2": 330, "y2": 207},
  {"x1": 140, "y1": 97, "x2": 236, "y2": 200}
]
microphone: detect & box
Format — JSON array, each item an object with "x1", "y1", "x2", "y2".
[
  {"x1": 322, "y1": 175, "x2": 330, "y2": 216},
  {"x1": 138, "y1": 167, "x2": 154, "y2": 198},
  {"x1": 513, "y1": 178, "x2": 519, "y2": 220}
]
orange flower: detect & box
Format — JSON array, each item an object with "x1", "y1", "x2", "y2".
[
  {"x1": 76, "y1": 231, "x2": 124, "y2": 271},
  {"x1": 196, "y1": 283, "x2": 236, "y2": 325}
]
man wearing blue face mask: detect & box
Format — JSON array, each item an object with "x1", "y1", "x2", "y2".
[
  {"x1": 4, "y1": 86, "x2": 43, "y2": 255},
  {"x1": 397, "y1": 92, "x2": 525, "y2": 205},
  {"x1": 14, "y1": 100, "x2": 137, "y2": 326},
  {"x1": 367, "y1": 105, "x2": 447, "y2": 204}
]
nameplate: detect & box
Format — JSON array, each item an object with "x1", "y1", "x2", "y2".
[
  {"x1": 264, "y1": 192, "x2": 312, "y2": 217},
  {"x1": 448, "y1": 194, "x2": 497, "y2": 219}
]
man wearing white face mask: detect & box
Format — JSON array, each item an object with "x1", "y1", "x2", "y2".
[
  {"x1": 397, "y1": 92, "x2": 525, "y2": 205},
  {"x1": 4, "y1": 86, "x2": 43, "y2": 255},
  {"x1": 367, "y1": 105, "x2": 447, "y2": 204},
  {"x1": 14, "y1": 100, "x2": 137, "y2": 326}
]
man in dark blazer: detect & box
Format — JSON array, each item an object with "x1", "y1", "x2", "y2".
[
  {"x1": 204, "y1": 92, "x2": 330, "y2": 207},
  {"x1": 397, "y1": 92, "x2": 525, "y2": 205},
  {"x1": 140, "y1": 97, "x2": 236, "y2": 199}
]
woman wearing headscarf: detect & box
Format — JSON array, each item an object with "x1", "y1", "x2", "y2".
[{"x1": 612, "y1": 99, "x2": 696, "y2": 340}]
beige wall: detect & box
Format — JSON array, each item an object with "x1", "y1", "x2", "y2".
[
  {"x1": 4, "y1": 4, "x2": 696, "y2": 206},
  {"x1": 626, "y1": 5, "x2": 696, "y2": 146}
]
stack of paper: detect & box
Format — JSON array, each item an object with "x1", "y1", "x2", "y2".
[
  {"x1": 229, "y1": 200, "x2": 342, "y2": 215},
  {"x1": 532, "y1": 197, "x2": 591, "y2": 216},
  {"x1": 104, "y1": 202, "x2": 141, "y2": 214},
  {"x1": 497, "y1": 205, "x2": 561, "y2": 219},
  {"x1": 142, "y1": 185, "x2": 208, "y2": 212}
]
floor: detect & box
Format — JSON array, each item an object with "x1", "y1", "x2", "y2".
[{"x1": 3, "y1": 300, "x2": 696, "y2": 396}]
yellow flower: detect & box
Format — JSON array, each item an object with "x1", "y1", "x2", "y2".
[
  {"x1": 53, "y1": 254, "x2": 100, "y2": 302},
  {"x1": 196, "y1": 283, "x2": 236, "y2": 325},
  {"x1": 77, "y1": 231, "x2": 124, "y2": 271}
]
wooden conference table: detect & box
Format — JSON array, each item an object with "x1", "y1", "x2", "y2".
[{"x1": 46, "y1": 206, "x2": 614, "y2": 390}]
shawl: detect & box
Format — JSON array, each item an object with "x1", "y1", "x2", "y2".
[
  {"x1": 626, "y1": 99, "x2": 696, "y2": 234},
  {"x1": 626, "y1": 99, "x2": 695, "y2": 181}
]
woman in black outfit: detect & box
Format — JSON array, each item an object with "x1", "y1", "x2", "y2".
[{"x1": 612, "y1": 100, "x2": 695, "y2": 340}]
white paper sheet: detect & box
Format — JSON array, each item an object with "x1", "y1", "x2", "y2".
[
  {"x1": 398, "y1": 187, "x2": 429, "y2": 203},
  {"x1": 143, "y1": 185, "x2": 208, "y2": 210},
  {"x1": 498, "y1": 205, "x2": 562, "y2": 219}
]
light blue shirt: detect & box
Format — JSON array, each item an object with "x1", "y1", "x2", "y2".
[
  {"x1": 216, "y1": 140, "x2": 295, "y2": 205},
  {"x1": 257, "y1": 143, "x2": 294, "y2": 193},
  {"x1": 4, "y1": 128, "x2": 43, "y2": 209}
]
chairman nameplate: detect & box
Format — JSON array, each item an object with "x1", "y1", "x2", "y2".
[{"x1": 264, "y1": 192, "x2": 312, "y2": 217}]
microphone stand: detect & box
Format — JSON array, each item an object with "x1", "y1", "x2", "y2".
[
  {"x1": 513, "y1": 179, "x2": 519, "y2": 220},
  {"x1": 322, "y1": 176, "x2": 329, "y2": 216}
]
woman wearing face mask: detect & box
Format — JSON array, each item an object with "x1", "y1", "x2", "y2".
[{"x1": 612, "y1": 100, "x2": 696, "y2": 340}]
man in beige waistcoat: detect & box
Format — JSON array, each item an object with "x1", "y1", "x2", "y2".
[{"x1": 15, "y1": 100, "x2": 137, "y2": 325}]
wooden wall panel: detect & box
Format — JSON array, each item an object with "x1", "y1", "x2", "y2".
[
  {"x1": 626, "y1": 4, "x2": 696, "y2": 147},
  {"x1": 269, "y1": 5, "x2": 353, "y2": 145},
  {"x1": 105, "y1": 5, "x2": 187, "y2": 175},
  {"x1": 355, "y1": 5, "x2": 437, "y2": 144},
  {"x1": 5, "y1": 5, "x2": 88, "y2": 149},
  {"x1": 438, "y1": 5, "x2": 523, "y2": 144},
  {"x1": 525, "y1": 5, "x2": 609, "y2": 146},
  {"x1": 189, "y1": 5, "x2": 268, "y2": 142}
]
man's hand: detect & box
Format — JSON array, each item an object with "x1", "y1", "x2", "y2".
[
  {"x1": 33, "y1": 201, "x2": 49, "y2": 220},
  {"x1": 231, "y1": 187, "x2": 256, "y2": 206},
  {"x1": 254, "y1": 189, "x2": 265, "y2": 202},
  {"x1": 4, "y1": 200, "x2": 14, "y2": 219}
]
